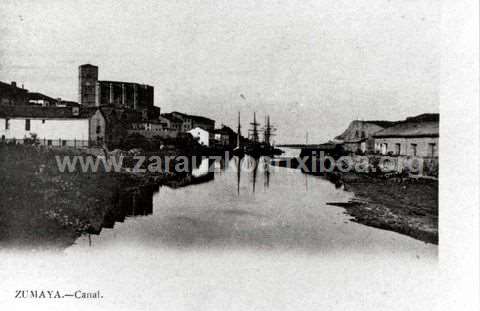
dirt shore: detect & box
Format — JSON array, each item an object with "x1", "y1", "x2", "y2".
[{"x1": 327, "y1": 172, "x2": 438, "y2": 244}]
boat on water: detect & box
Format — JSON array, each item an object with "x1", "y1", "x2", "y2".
[{"x1": 244, "y1": 113, "x2": 283, "y2": 158}]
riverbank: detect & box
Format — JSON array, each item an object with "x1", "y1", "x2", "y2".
[
  {"x1": 326, "y1": 172, "x2": 438, "y2": 244},
  {"x1": 0, "y1": 144, "x2": 193, "y2": 250}
]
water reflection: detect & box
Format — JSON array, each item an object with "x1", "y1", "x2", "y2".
[
  {"x1": 71, "y1": 155, "x2": 436, "y2": 256},
  {"x1": 89, "y1": 186, "x2": 157, "y2": 235},
  {"x1": 86, "y1": 158, "x2": 216, "y2": 240}
]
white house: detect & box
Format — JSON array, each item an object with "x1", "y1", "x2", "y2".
[
  {"x1": 0, "y1": 106, "x2": 105, "y2": 147},
  {"x1": 188, "y1": 127, "x2": 210, "y2": 147}
]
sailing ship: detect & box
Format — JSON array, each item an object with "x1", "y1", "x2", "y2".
[{"x1": 244, "y1": 112, "x2": 283, "y2": 157}]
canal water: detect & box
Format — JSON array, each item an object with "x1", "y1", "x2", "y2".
[{"x1": 0, "y1": 156, "x2": 439, "y2": 311}]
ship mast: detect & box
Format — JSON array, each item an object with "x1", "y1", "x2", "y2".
[
  {"x1": 249, "y1": 112, "x2": 260, "y2": 144},
  {"x1": 263, "y1": 115, "x2": 276, "y2": 147},
  {"x1": 237, "y1": 112, "x2": 241, "y2": 149}
]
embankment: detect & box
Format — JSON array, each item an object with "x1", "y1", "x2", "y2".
[
  {"x1": 327, "y1": 172, "x2": 438, "y2": 244},
  {"x1": 0, "y1": 144, "x2": 191, "y2": 250}
]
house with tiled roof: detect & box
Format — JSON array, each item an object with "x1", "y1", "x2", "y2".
[
  {"x1": 373, "y1": 113, "x2": 439, "y2": 157},
  {"x1": 0, "y1": 105, "x2": 107, "y2": 147}
]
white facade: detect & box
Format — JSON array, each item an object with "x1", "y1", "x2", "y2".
[
  {"x1": 188, "y1": 127, "x2": 209, "y2": 146},
  {"x1": 374, "y1": 137, "x2": 439, "y2": 157},
  {"x1": 0, "y1": 117, "x2": 90, "y2": 146}
]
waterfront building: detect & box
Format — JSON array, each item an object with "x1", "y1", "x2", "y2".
[
  {"x1": 128, "y1": 119, "x2": 178, "y2": 139},
  {"x1": 0, "y1": 105, "x2": 106, "y2": 147},
  {"x1": 0, "y1": 81, "x2": 28, "y2": 106},
  {"x1": 335, "y1": 120, "x2": 397, "y2": 154},
  {"x1": 373, "y1": 114, "x2": 439, "y2": 158},
  {"x1": 171, "y1": 111, "x2": 215, "y2": 133},
  {"x1": 159, "y1": 113, "x2": 183, "y2": 132}
]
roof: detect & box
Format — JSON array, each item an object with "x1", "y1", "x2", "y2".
[
  {"x1": 373, "y1": 120, "x2": 439, "y2": 138},
  {"x1": 0, "y1": 105, "x2": 99, "y2": 119},
  {"x1": 98, "y1": 80, "x2": 153, "y2": 89},
  {"x1": 27, "y1": 92, "x2": 56, "y2": 102},
  {"x1": 405, "y1": 113, "x2": 439, "y2": 122},
  {"x1": 171, "y1": 111, "x2": 215, "y2": 124},
  {"x1": 160, "y1": 113, "x2": 183, "y2": 123},
  {"x1": 79, "y1": 64, "x2": 98, "y2": 68},
  {"x1": 0, "y1": 81, "x2": 28, "y2": 93}
]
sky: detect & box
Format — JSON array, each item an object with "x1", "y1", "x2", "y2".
[{"x1": 0, "y1": 0, "x2": 440, "y2": 143}]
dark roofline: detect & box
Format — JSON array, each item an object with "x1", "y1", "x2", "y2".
[
  {"x1": 79, "y1": 64, "x2": 98, "y2": 68},
  {"x1": 373, "y1": 119, "x2": 439, "y2": 138},
  {"x1": 27, "y1": 92, "x2": 57, "y2": 102},
  {"x1": 0, "y1": 106, "x2": 101, "y2": 119},
  {"x1": 98, "y1": 80, "x2": 153, "y2": 88},
  {"x1": 0, "y1": 80, "x2": 28, "y2": 92},
  {"x1": 171, "y1": 111, "x2": 215, "y2": 123},
  {"x1": 405, "y1": 113, "x2": 439, "y2": 122},
  {"x1": 160, "y1": 113, "x2": 184, "y2": 123},
  {"x1": 373, "y1": 133, "x2": 439, "y2": 138}
]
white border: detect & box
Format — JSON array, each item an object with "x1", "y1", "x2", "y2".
[{"x1": 439, "y1": 0, "x2": 479, "y2": 309}]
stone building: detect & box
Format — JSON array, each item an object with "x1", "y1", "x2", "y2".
[
  {"x1": 78, "y1": 64, "x2": 157, "y2": 119},
  {"x1": 373, "y1": 114, "x2": 439, "y2": 158},
  {"x1": 78, "y1": 64, "x2": 98, "y2": 107}
]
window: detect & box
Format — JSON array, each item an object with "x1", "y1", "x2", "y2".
[
  {"x1": 355, "y1": 130, "x2": 359, "y2": 138},
  {"x1": 62, "y1": 140, "x2": 67, "y2": 146},
  {"x1": 381, "y1": 143, "x2": 388, "y2": 155},
  {"x1": 395, "y1": 143, "x2": 401, "y2": 155},
  {"x1": 42, "y1": 120, "x2": 45, "y2": 124},
  {"x1": 96, "y1": 125, "x2": 101, "y2": 134},
  {"x1": 361, "y1": 131, "x2": 366, "y2": 138},
  {"x1": 410, "y1": 144, "x2": 417, "y2": 156},
  {"x1": 25, "y1": 119, "x2": 30, "y2": 131},
  {"x1": 5, "y1": 118, "x2": 9, "y2": 130},
  {"x1": 47, "y1": 140, "x2": 52, "y2": 146},
  {"x1": 429, "y1": 143, "x2": 436, "y2": 157}
]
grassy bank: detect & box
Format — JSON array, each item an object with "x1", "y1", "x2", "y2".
[
  {"x1": 0, "y1": 144, "x2": 188, "y2": 250},
  {"x1": 327, "y1": 172, "x2": 438, "y2": 244}
]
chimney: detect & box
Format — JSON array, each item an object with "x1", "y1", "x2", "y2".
[{"x1": 11, "y1": 81, "x2": 16, "y2": 88}]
